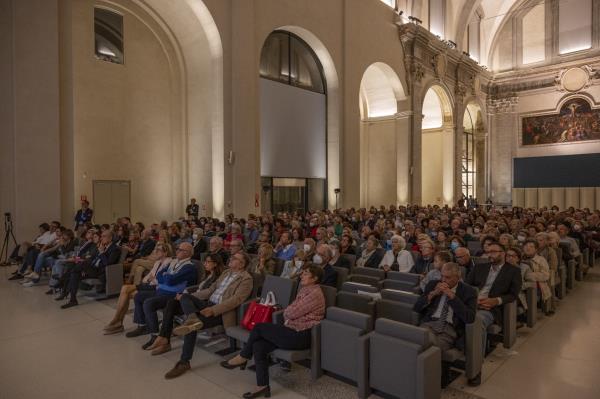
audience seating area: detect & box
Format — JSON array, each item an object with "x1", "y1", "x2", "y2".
[{"x1": 6, "y1": 203, "x2": 599, "y2": 399}]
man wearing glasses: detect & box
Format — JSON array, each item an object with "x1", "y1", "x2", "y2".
[
  {"x1": 164, "y1": 251, "x2": 253, "y2": 379},
  {"x1": 464, "y1": 241, "x2": 521, "y2": 385}
]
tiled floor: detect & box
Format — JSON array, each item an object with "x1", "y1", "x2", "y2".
[{"x1": 1, "y1": 264, "x2": 598, "y2": 399}]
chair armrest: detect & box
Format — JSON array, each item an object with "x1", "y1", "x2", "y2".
[
  {"x1": 310, "y1": 324, "x2": 322, "y2": 381},
  {"x1": 356, "y1": 334, "x2": 371, "y2": 399},
  {"x1": 525, "y1": 287, "x2": 537, "y2": 328},
  {"x1": 464, "y1": 318, "x2": 483, "y2": 379},
  {"x1": 237, "y1": 300, "x2": 255, "y2": 321},
  {"x1": 417, "y1": 345, "x2": 442, "y2": 399},
  {"x1": 272, "y1": 310, "x2": 285, "y2": 325},
  {"x1": 503, "y1": 301, "x2": 517, "y2": 349},
  {"x1": 186, "y1": 284, "x2": 200, "y2": 294}
]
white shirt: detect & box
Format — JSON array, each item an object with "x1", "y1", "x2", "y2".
[
  {"x1": 379, "y1": 249, "x2": 415, "y2": 272},
  {"x1": 209, "y1": 271, "x2": 239, "y2": 304},
  {"x1": 479, "y1": 263, "x2": 503, "y2": 303},
  {"x1": 432, "y1": 284, "x2": 457, "y2": 324},
  {"x1": 34, "y1": 231, "x2": 56, "y2": 246}
]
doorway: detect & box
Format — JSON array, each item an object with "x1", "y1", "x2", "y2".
[{"x1": 93, "y1": 180, "x2": 131, "y2": 224}]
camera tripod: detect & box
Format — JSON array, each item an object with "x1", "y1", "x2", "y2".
[{"x1": 1, "y1": 213, "x2": 18, "y2": 266}]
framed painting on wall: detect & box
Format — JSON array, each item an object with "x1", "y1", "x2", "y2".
[{"x1": 521, "y1": 97, "x2": 600, "y2": 146}]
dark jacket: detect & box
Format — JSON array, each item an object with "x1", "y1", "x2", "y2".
[
  {"x1": 192, "y1": 239, "x2": 208, "y2": 260},
  {"x1": 363, "y1": 248, "x2": 385, "y2": 268},
  {"x1": 331, "y1": 256, "x2": 351, "y2": 270},
  {"x1": 411, "y1": 256, "x2": 433, "y2": 274},
  {"x1": 465, "y1": 262, "x2": 522, "y2": 324},
  {"x1": 91, "y1": 242, "x2": 121, "y2": 270},
  {"x1": 414, "y1": 280, "x2": 477, "y2": 351},
  {"x1": 134, "y1": 239, "x2": 156, "y2": 259},
  {"x1": 321, "y1": 264, "x2": 338, "y2": 288}
]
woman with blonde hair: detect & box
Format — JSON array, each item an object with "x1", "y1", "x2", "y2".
[{"x1": 250, "y1": 243, "x2": 276, "y2": 277}]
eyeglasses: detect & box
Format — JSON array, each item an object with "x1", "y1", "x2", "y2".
[{"x1": 176, "y1": 248, "x2": 187, "y2": 252}]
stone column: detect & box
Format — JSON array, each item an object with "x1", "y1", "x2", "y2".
[
  {"x1": 410, "y1": 75, "x2": 424, "y2": 205},
  {"x1": 488, "y1": 96, "x2": 519, "y2": 205},
  {"x1": 396, "y1": 110, "x2": 412, "y2": 205}
]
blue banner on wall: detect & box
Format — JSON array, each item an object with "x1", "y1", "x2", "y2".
[{"x1": 514, "y1": 154, "x2": 600, "y2": 188}]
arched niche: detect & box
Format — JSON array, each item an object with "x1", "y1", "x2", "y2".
[
  {"x1": 134, "y1": 0, "x2": 225, "y2": 218},
  {"x1": 266, "y1": 25, "x2": 341, "y2": 210},
  {"x1": 358, "y1": 62, "x2": 410, "y2": 207},
  {"x1": 421, "y1": 83, "x2": 454, "y2": 206},
  {"x1": 63, "y1": 0, "x2": 223, "y2": 223},
  {"x1": 462, "y1": 101, "x2": 486, "y2": 202}
]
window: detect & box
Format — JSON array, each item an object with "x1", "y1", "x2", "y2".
[
  {"x1": 467, "y1": 12, "x2": 481, "y2": 62},
  {"x1": 462, "y1": 108, "x2": 477, "y2": 198},
  {"x1": 559, "y1": 0, "x2": 592, "y2": 54},
  {"x1": 94, "y1": 8, "x2": 124, "y2": 64},
  {"x1": 259, "y1": 31, "x2": 325, "y2": 94},
  {"x1": 522, "y1": 3, "x2": 545, "y2": 64},
  {"x1": 380, "y1": 0, "x2": 396, "y2": 7},
  {"x1": 429, "y1": 0, "x2": 445, "y2": 38}
]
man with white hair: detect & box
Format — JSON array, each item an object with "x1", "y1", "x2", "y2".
[
  {"x1": 209, "y1": 236, "x2": 229, "y2": 265},
  {"x1": 414, "y1": 262, "x2": 477, "y2": 351}
]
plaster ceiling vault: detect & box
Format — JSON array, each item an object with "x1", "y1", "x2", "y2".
[{"x1": 406, "y1": 0, "x2": 521, "y2": 68}]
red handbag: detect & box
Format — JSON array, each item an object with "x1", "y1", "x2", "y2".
[{"x1": 241, "y1": 291, "x2": 277, "y2": 331}]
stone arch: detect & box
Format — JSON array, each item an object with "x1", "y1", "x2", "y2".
[
  {"x1": 263, "y1": 25, "x2": 341, "y2": 209},
  {"x1": 359, "y1": 62, "x2": 407, "y2": 119},
  {"x1": 132, "y1": 0, "x2": 225, "y2": 218},
  {"x1": 420, "y1": 83, "x2": 455, "y2": 205},
  {"x1": 358, "y1": 62, "x2": 409, "y2": 207}
]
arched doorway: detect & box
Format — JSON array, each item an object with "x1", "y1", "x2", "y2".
[
  {"x1": 421, "y1": 85, "x2": 454, "y2": 206},
  {"x1": 259, "y1": 31, "x2": 327, "y2": 214},
  {"x1": 462, "y1": 102, "x2": 486, "y2": 202},
  {"x1": 359, "y1": 62, "x2": 408, "y2": 207}
]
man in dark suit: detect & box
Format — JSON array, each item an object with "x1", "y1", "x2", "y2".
[
  {"x1": 58, "y1": 230, "x2": 121, "y2": 309},
  {"x1": 414, "y1": 262, "x2": 477, "y2": 352},
  {"x1": 315, "y1": 244, "x2": 338, "y2": 288},
  {"x1": 465, "y1": 241, "x2": 521, "y2": 361},
  {"x1": 465, "y1": 242, "x2": 521, "y2": 324}
]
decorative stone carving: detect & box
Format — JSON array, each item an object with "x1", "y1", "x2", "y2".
[
  {"x1": 473, "y1": 76, "x2": 481, "y2": 95},
  {"x1": 487, "y1": 96, "x2": 519, "y2": 114},
  {"x1": 412, "y1": 63, "x2": 425, "y2": 83},
  {"x1": 456, "y1": 83, "x2": 467, "y2": 99},
  {"x1": 432, "y1": 53, "x2": 447, "y2": 78},
  {"x1": 557, "y1": 67, "x2": 591, "y2": 92}
]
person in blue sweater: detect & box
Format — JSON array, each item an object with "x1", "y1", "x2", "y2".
[{"x1": 125, "y1": 242, "x2": 197, "y2": 349}]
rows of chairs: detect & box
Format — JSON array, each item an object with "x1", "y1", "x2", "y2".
[{"x1": 79, "y1": 242, "x2": 594, "y2": 399}]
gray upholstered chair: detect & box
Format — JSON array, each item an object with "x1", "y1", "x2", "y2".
[
  {"x1": 225, "y1": 275, "x2": 298, "y2": 349},
  {"x1": 336, "y1": 291, "x2": 376, "y2": 316},
  {"x1": 332, "y1": 266, "x2": 348, "y2": 289},
  {"x1": 363, "y1": 318, "x2": 441, "y2": 399},
  {"x1": 82, "y1": 246, "x2": 128, "y2": 298},
  {"x1": 315, "y1": 307, "x2": 373, "y2": 397},
  {"x1": 380, "y1": 288, "x2": 420, "y2": 305},
  {"x1": 350, "y1": 266, "x2": 386, "y2": 280},
  {"x1": 525, "y1": 286, "x2": 537, "y2": 328},
  {"x1": 555, "y1": 247, "x2": 567, "y2": 299},
  {"x1": 341, "y1": 253, "x2": 357, "y2": 268},
  {"x1": 375, "y1": 299, "x2": 420, "y2": 326},
  {"x1": 271, "y1": 284, "x2": 338, "y2": 380},
  {"x1": 340, "y1": 281, "x2": 379, "y2": 294},
  {"x1": 381, "y1": 271, "x2": 421, "y2": 293},
  {"x1": 486, "y1": 301, "x2": 517, "y2": 349}
]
